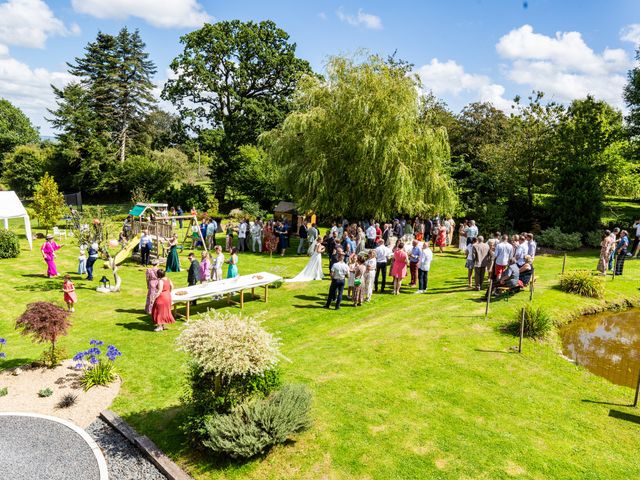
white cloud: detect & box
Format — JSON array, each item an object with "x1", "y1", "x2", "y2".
[
  {"x1": 318, "y1": 12, "x2": 327, "y2": 21},
  {"x1": 0, "y1": 0, "x2": 79, "y2": 49},
  {"x1": 336, "y1": 7, "x2": 382, "y2": 30},
  {"x1": 0, "y1": 47, "x2": 73, "y2": 134},
  {"x1": 417, "y1": 58, "x2": 511, "y2": 110},
  {"x1": 496, "y1": 24, "x2": 631, "y2": 108},
  {"x1": 621, "y1": 24, "x2": 640, "y2": 45},
  {"x1": 71, "y1": 0, "x2": 211, "y2": 28}
]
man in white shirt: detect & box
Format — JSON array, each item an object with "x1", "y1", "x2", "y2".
[
  {"x1": 493, "y1": 234, "x2": 513, "y2": 278},
  {"x1": 206, "y1": 218, "x2": 217, "y2": 249},
  {"x1": 374, "y1": 239, "x2": 392, "y2": 293},
  {"x1": 251, "y1": 221, "x2": 262, "y2": 253},
  {"x1": 238, "y1": 220, "x2": 247, "y2": 252},
  {"x1": 308, "y1": 223, "x2": 318, "y2": 246},
  {"x1": 366, "y1": 224, "x2": 377, "y2": 249},
  {"x1": 416, "y1": 241, "x2": 433, "y2": 293},
  {"x1": 513, "y1": 235, "x2": 526, "y2": 267},
  {"x1": 526, "y1": 233, "x2": 536, "y2": 261},
  {"x1": 465, "y1": 220, "x2": 479, "y2": 244},
  {"x1": 324, "y1": 254, "x2": 349, "y2": 310}
]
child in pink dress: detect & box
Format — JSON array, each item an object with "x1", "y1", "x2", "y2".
[{"x1": 62, "y1": 275, "x2": 78, "y2": 312}]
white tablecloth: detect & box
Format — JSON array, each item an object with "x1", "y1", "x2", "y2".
[{"x1": 171, "y1": 272, "x2": 282, "y2": 303}]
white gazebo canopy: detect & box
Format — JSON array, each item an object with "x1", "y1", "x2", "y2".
[{"x1": 0, "y1": 191, "x2": 32, "y2": 249}]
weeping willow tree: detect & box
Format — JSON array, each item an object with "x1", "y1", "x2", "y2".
[{"x1": 262, "y1": 54, "x2": 457, "y2": 219}]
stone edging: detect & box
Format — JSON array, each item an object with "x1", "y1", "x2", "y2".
[
  {"x1": 0, "y1": 412, "x2": 109, "y2": 480},
  {"x1": 99, "y1": 410, "x2": 192, "y2": 480}
]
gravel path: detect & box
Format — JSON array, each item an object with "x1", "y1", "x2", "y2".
[
  {"x1": 0, "y1": 415, "x2": 101, "y2": 480},
  {"x1": 87, "y1": 418, "x2": 167, "y2": 480}
]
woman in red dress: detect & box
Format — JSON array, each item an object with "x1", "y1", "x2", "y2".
[
  {"x1": 435, "y1": 224, "x2": 447, "y2": 254},
  {"x1": 151, "y1": 269, "x2": 175, "y2": 331}
]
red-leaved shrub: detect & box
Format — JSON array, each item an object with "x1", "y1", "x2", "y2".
[{"x1": 15, "y1": 301, "x2": 71, "y2": 367}]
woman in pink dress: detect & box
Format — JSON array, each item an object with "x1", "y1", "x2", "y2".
[
  {"x1": 41, "y1": 234, "x2": 63, "y2": 277},
  {"x1": 199, "y1": 251, "x2": 211, "y2": 283},
  {"x1": 390, "y1": 241, "x2": 408, "y2": 295},
  {"x1": 145, "y1": 260, "x2": 159, "y2": 315},
  {"x1": 435, "y1": 225, "x2": 447, "y2": 254},
  {"x1": 152, "y1": 269, "x2": 175, "y2": 331}
]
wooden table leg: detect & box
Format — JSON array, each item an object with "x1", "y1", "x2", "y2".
[
  {"x1": 240, "y1": 290, "x2": 244, "y2": 309},
  {"x1": 264, "y1": 284, "x2": 268, "y2": 303},
  {"x1": 252, "y1": 287, "x2": 255, "y2": 299},
  {"x1": 186, "y1": 301, "x2": 190, "y2": 321}
]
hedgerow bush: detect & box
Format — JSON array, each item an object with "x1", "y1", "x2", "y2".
[
  {"x1": 177, "y1": 311, "x2": 312, "y2": 456},
  {"x1": 203, "y1": 384, "x2": 312, "y2": 459},
  {"x1": 503, "y1": 304, "x2": 553, "y2": 339},
  {"x1": 560, "y1": 270, "x2": 605, "y2": 298},
  {"x1": 585, "y1": 231, "x2": 604, "y2": 248},
  {"x1": 0, "y1": 230, "x2": 20, "y2": 258},
  {"x1": 537, "y1": 227, "x2": 582, "y2": 251}
]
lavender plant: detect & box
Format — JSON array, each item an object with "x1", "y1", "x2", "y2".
[{"x1": 73, "y1": 339, "x2": 122, "y2": 391}]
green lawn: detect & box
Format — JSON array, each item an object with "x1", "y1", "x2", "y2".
[{"x1": 2, "y1": 217, "x2": 640, "y2": 479}]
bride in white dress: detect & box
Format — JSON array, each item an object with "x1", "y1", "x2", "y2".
[{"x1": 286, "y1": 238, "x2": 325, "y2": 282}]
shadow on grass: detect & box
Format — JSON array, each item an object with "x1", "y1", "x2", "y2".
[
  {"x1": 294, "y1": 294, "x2": 327, "y2": 301},
  {"x1": 14, "y1": 281, "x2": 60, "y2": 292},
  {"x1": 582, "y1": 399, "x2": 633, "y2": 407},
  {"x1": 292, "y1": 304, "x2": 326, "y2": 309},
  {"x1": 0, "y1": 358, "x2": 37, "y2": 370},
  {"x1": 609, "y1": 409, "x2": 640, "y2": 425},
  {"x1": 474, "y1": 349, "x2": 512, "y2": 354},
  {"x1": 116, "y1": 322, "x2": 155, "y2": 331}
]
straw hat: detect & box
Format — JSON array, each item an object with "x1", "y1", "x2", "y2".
[{"x1": 46, "y1": 234, "x2": 54, "y2": 240}]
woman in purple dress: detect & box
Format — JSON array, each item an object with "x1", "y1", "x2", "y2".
[
  {"x1": 145, "y1": 259, "x2": 159, "y2": 315},
  {"x1": 41, "y1": 234, "x2": 63, "y2": 277}
]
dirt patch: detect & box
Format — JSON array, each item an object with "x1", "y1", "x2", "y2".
[
  {"x1": 504, "y1": 461, "x2": 526, "y2": 476},
  {"x1": 0, "y1": 360, "x2": 120, "y2": 428}
]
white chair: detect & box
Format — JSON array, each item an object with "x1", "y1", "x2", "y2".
[{"x1": 53, "y1": 226, "x2": 67, "y2": 240}]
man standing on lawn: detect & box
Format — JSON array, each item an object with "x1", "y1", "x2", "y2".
[
  {"x1": 366, "y1": 222, "x2": 377, "y2": 249},
  {"x1": 324, "y1": 253, "x2": 349, "y2": 310},
  {"x1": 374, "y1": 238, "x2": 392, "y2": 293},
  {"x1": 139, "y1": 230, "x2": 152, "y2": 266},
  {"x1": 472, "y1": 235, "x2": 490, "y2": 290},
  {"x1": 493, "y1": 234, "x2": 513, "y2": 278}
]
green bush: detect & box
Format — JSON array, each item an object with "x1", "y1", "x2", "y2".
[
  {"x1": 0, "y1": 230, "x2": 20, "y2": 258},
  {"x1": 0, "y1": 387, "x2": 7, "y2": 397},
  {"x1": 503, "y1": 305, "x2": 553, "y2": 339},
  {"x1": 585, "y1": 230, "x2": 604, "y2": 248},
  {"x1": 160, "y1": 183, "x2": 211, "y2": 212},
  {"x1": 537, "y1": 227, "x2": 582, "y2": 251},
  {"x1": 203, "y1": 384, "x2": 312, "y2": 459},
  {"x1": 38, "y1": 387, "x2": 53, "y2": 398},
  {"x1": 560, "y1": 270, "x2": 605, "y2": 298}
]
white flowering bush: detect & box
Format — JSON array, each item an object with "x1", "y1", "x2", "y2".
[{"x1": 176, "y1": 311, "x2": 281, "y2": 378}]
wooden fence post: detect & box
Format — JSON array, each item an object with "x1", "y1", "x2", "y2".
[
  {"x1": 561, "y1": 253, "x2": 567, "y2": 275},
  {"x1": 518, "y1": 307, "x2": 525, "y2": 353},
  {"x1": 484, "y1": 278, "x2": 493, "y2": 320},
  {"x1": 634, "y1": 367, "x2": 640, "y2": 407}
]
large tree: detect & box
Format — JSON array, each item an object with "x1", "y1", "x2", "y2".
[
  {"x1": 0, "y1": 98, "x2": 39, "y2": 160},
  {"x1": 162, "y1": 19, "x2": 312, "y2": 203},
  {"x1": 553, "y1": 96, "x2": 625, "y2": 233},
  {"x1": 57, "y1": 28, "x2": 157, "y2": 163},
  {"x1": 262, "y1": 54, "x2": 456, "y2": 219},
  {"x1": 624, "y1": 46, "x2": 640, "y2": 137}
]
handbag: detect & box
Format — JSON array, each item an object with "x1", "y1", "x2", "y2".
[{"x1": 354, "y1": 278, "x2": 362, "y2": 287}]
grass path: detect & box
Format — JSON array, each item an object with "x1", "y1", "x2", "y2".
[{"x1": 1, "y1": 221, "x2": 640, "y2": 479}]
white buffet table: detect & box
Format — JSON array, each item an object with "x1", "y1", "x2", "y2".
[{"x1": 171, "y1": 271, "x2": 282, "y2": 319}]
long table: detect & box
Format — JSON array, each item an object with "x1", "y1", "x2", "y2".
[{"x1": 171, "y1": 272, "x2": 283, "y2": 320}]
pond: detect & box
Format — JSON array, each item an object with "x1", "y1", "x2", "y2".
[{"x1": 560, "y1": 309, "x2": 640, "y2": 388}]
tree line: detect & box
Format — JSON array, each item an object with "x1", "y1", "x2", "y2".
[{"x1": 1, "y1": 19, "x2": 639, "y2": 238}]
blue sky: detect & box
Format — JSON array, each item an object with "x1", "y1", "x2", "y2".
[{"x1": 0, "y1": 0, "x2": 638, "y2": 135}]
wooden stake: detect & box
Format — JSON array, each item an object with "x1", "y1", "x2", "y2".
[
  {"x1": 634, "y1": 365, "x2": 640, "y2": 407},
  {"x1": 561, "y1": 253, "x2": 567, "y2": 275},
  {"x1": 518, "y1": 307, "x2": 525, "y2": 353},
  {"x1": 485, "y1": 278, "x2": 493, "y2": 320}
]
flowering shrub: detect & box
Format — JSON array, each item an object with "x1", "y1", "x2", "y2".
[
  {"x1": 177, "y1": 311, "x2": 284, "y2": 443},
  {"x1": 176, "y1": 311, "x2": 281, "y2": 378},
  {"x1": 73, "y1": 340, "x2": 122, "y2": 391}
]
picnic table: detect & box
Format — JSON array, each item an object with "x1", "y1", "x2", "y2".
[{"x1": 171, "y1": 271, "x2": 282, "y2": 320}]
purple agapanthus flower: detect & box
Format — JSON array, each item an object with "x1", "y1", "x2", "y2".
[
  {"x1": 0, "y1": 338, "x2": 6, "y2": 345},
  {"x1": 75, "y1": 362, "x2": 83, "y2": 369},
  {"x1": 106, "y1": 345, "x2": 122, "y2": 361},
  {"x1": 73, "y1": 351, "x2": 85, "y2": 362},
  {"x1": 89, "y1": 339, "x2": 104, "y2": 346},
  {"x1": 89, "y1": 355, "x2": 99, "y2": 365},
  {"x1": 0, "y1": 352, "x2": 5, "y2": 359},
  {"x1": 86, "y1": 347, "x2": 101, "y2": 356}
]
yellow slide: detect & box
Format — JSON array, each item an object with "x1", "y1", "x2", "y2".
[{"x1": 105, "y1": 233, "x2": 141, "y2": 267}]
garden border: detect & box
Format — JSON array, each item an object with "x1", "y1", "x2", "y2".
[
  {"x1": 99, "y1": 410, "x2": 192, "y2": 480},
  {"x1": 0, "y1": 412, "x2": 109, "y2": 480}
]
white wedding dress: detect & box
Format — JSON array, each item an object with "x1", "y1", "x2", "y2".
[{"x1": 286, "y1": 241, "x2": 324, "y2": 282}]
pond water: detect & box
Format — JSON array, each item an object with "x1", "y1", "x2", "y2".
[{"x1": 560, "y1": 309, "x2": 640, "y2": 388}]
